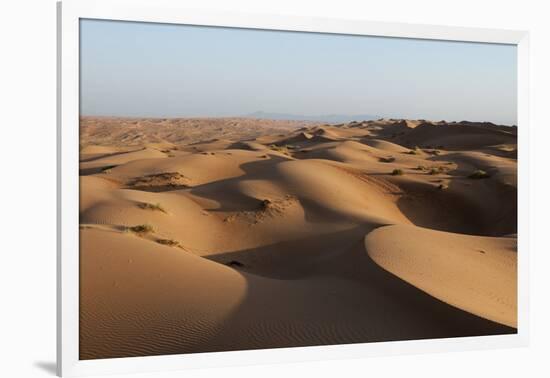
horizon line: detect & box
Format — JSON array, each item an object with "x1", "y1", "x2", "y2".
[{"x1": 78, "y1": 114, "x2": 517, "y2": 127}]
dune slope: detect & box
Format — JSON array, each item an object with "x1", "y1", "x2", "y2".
[{"x1": 365, "y1": 224, "x2": 517, "y2": 327}]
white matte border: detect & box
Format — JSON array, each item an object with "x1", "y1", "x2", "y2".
[{"x1": 57, "y1": 1, "x2": 530, "y2": 376}]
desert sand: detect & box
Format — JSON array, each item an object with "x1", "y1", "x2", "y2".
[{"x1": 79, "y1": 116, "x2": 517, "y2": 359}]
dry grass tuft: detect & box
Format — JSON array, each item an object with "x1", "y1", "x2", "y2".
[
  {"x1": 155, "y1": 238, "x2": 181, "y2": 248},
  {"x1": 391, "y1": 169, "x2": 404, "y2": 176},
  {"x1": 468, "y1": 169, "x2": 491, "y2": 179},
  {"x1": 137, "y1": 202, "x2": 166, "y2": 213},
  {"x1": 379, "y1": 156, "x2": 396, "y2": 163},
  {"x1": 128, "y1": 224, "x2": 154, "y2": 234},
  {"x1": 269, "y1": 144, "x2": 291, "y2": 155},
  {"x1": 101, "y1": 165, "x2": 117, "y2": 173}
]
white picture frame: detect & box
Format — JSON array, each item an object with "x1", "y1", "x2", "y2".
[{"x1": 57, "y1": 0, "x2": 530, "y2": 376}]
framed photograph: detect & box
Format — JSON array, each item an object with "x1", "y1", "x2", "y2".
[{"x1": 57, "y1": 0, "x2": 529, "y2": 376}]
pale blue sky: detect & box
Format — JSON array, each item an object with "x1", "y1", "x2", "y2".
[{"x1": 80, "y1": 19, "x2": 517, "y2": 125}]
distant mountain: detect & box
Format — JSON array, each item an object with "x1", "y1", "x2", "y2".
[{"x1": 244, "y1": 111, "x2": 380, "y2": 124}]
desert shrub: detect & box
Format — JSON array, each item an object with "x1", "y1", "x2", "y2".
[
  {"x1": 416, "y1": 165, "x2": 427, "y2": 171},
  {"x1": 391, "y1": 169, "x2": 404, "y2": 176},
  {"x1": 137, "y1": 202, "x2": 166, "y2": 213},
  {"x1": 426, "y1": 166, "x2": 447, "y2": 175},
  {"x1": 101, "y1": 165, "x2": 117, "y2": 173},
  {"x1": 428, "y1": 166, "x2": 445, "y2": 175},
  {"x1": 259, "y1": 199, "x2": 273, "y2": 210},
  {"x1": 468, "y1": 169, "x2": 491, "y2": 179},
  {"x1": 379, "y1": 156, "x2": 396, "y2": 163},
  {"x1": 269, "y1": 145, "x2": 290, "y2": 155},
  {"x1": 129, "y1": 224, "x2": 154, "y2": 234},
  {"x1": 424, "y1": 149, "x2": 441, "y2": 155},
  {"x1": 156, "y1": 238, "x2": 180, "y2": 247}
]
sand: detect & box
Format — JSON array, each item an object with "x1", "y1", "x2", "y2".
[{"x1": 79, "y1": 117, "x2": 517, "y2": 359}]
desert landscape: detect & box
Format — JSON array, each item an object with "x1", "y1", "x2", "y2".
[{"x1": 79, "y1": 116, "x2": 517, "y2": 359}]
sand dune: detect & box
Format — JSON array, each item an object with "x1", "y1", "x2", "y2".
[
  {"x1": 80, "y1": 116, "x2": 312, "y2": 149},
  {"x1": 80, "y1": 147, "x2": 168, "y2": 175},
  {"x1": 79, "y1": 116, "x2": 517, "y2": 359},
  {"x1": 361, "y1": 138, "x2": 412, "y2": 153},
  {"x1": 80, "y1": 228, "x2": 247, "y2": 359},
  {"x1": 391, "y1": 122, "x2": 517, "y2": 150},
  {"x1": 365, "y1": 225, "x2": 517, "y2": 327}
]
